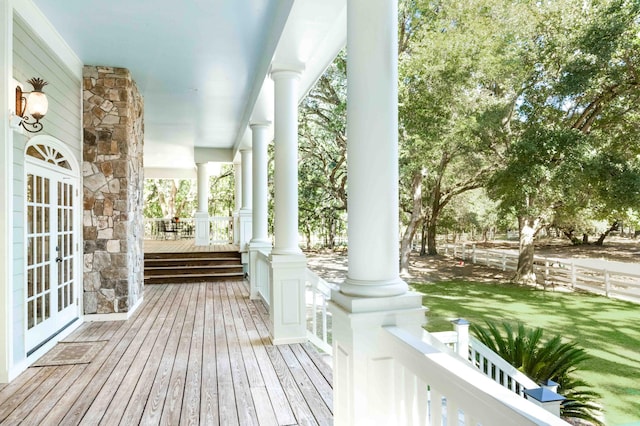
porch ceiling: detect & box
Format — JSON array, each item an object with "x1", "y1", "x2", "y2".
[{"x1": 30, "y1": 0, "x2": 346, "y2": 172}]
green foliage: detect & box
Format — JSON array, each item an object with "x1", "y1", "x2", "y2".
[
  {"x1": 298, "y1": 50, "x2": 348, "y2": 248},
  {"x1": 472, "y1": 321, "x2": 604, "y2": 424}
]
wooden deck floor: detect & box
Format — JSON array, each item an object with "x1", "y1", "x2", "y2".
[
  {"x1": 143, "y1": 239, "x2": 239, "y2": 253},
  {"x1": 0, "y1": 281, "x2": 333, "y2": 425}
]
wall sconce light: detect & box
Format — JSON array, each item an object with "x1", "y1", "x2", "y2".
[{"x1": 15, "y1": 77, "x2": 49, "y2": 133}]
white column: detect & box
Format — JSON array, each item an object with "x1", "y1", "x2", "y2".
[
  {"x1": 248, "y1": 122, "x2": 272, "y2": 300},
  {"x1": 250, "y1": 122, "x2": 270, "y2": 243},
  {"x1": 271, "y1": 69, "x2": 302, "y2": 255},
  {"x1": 268, "y1": 68, "x2": 307, "y2": 344},
  {"x1": 238, "y1": 149, "x2": 253, "y2": 264},
  {"x1": 196, "y1": 162, "x2": 209, "y2": 212},
  {"x1": 340, "y1": 0, "x2": 406, "y2": 298},
  {"x1": 194, "y1": 163, "x2": 210, "y2": 246},
  {"x1": 329, "y1": 1, "x2": 425, "y2": 424},
  {"x1": 232, "y1": 161, "x2": 241, "y2": 245}
]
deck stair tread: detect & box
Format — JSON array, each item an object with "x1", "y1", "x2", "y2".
[{"x1": 144, "y1": 250, "x2": 244, "y2": 284}]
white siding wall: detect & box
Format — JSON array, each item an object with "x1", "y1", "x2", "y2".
[
  {"x1": 13, "y1": 14, "x2": 82, "y2": 156},
  {"x1": 11, "y1": 13, "x2": 82, "y2": 365},
  {"x1": 11, "y1": 133, "x2": 26, "y2": 361}
]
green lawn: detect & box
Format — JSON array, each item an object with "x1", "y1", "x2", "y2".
[{"x1": 412, "y1": 280, "x2": 640, "y2": 426}]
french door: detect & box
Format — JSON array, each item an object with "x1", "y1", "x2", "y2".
[{"x1": 25, "y1": 162, "x2": 78, "y2": 353}]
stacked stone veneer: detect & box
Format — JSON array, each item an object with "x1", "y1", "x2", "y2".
[{"x1": 82, "y1": 66, "x2": 144, "y2": 314}]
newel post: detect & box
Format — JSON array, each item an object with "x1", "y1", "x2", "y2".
[{"x1": 452, "y1": 318, "x2": 470, "y2": 359}]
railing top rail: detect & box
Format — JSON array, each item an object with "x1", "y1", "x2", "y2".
[
  {"x1": 384, "y1": 326, "x2": 569, "y2": 426},
  {"x1": 469, "y1": 336, "x2": 539, "y2": 390}
]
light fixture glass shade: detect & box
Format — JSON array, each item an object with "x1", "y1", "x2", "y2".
[{"x1": 26, "y1": 91, "x2": 48, "y2": 119}]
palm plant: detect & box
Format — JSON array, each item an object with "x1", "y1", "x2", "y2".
[{"x1": 471, "y1": 321, "x2": 604, "y2": 426}]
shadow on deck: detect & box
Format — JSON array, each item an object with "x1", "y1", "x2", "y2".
[{"x1": 0, "y1": 281, "x2": 333, "y2": 425}]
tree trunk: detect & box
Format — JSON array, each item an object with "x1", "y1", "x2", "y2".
[
  {"x1": 562, "y1": 228, "x2": 582, "y2": 245},
  {"x1": 400, "y1": 171, "x2": 423, "y2": 275},
  {"x1": 427, "y1": 219, "x2": 438, "y2": 255},
  {"x1": 513, "y1": 217, "x2": 539, "y2": 285},
  {"x1": 595, "y1": 221, "x2": 619, "y2": 246},
  {"x1": 420, "y1": 221, "x2": 427, "y2": 256}
]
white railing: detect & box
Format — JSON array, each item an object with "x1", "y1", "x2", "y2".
[
  {"x1": 383, "y1": 326, "x2": 568, "y2": 425},
  {"x1": 208, "y1": 216, "x2": 233, "y2": 244},
  {"x1": 432, "y1": 321, "x2": 538, "y2": 397},
  {"x1": 305, "y1": 269, "x2": 338, "y2": 355},
  {"x1": 468, "y1": 336, "x2": 539, "y2": 397},
  {"x1": 442, "y1": 242, "x2": 640, "y2": 303},
  {"x1": 255, "y1": 250, "x2": 271, "y2": 307}
]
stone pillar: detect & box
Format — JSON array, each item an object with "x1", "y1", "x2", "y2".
[
  {"x1": 82, "y1": 65, "x2": 144, "y2": 316},
  {"x1": 329, "y1": 1, "x2": 425, "y2": 424},
  {"x1": 194, "y1": 162, "x2": 209, "y2": 246},
  {"x1": 269, "y1": 68, "x2": 306, "y2": 344},
  {"x1": 232, "y1": 161, "x2": 241, "y2": 245},
  {"x1": 248, "y1": 122, "x2": 272, "y2": 299}
]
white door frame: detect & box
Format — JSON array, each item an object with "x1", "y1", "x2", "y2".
[{"x1": 24, "y1": 136, "x2": 81, "y2": 355}]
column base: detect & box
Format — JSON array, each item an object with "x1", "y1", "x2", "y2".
[
  {"x1": 329, "y1": 291, "x2": 426, "y2": 426},
  {"x1": 339, "y1": 276, "x2": 408, "y2": 298},
  {"x1": 248, "y1": 240, "x2": 272, "y2": 300},
  {"x1": 194, "y1": 211, "x2": 209, "y2": 246},
  {"x1": 269, "y1": 253, "x2": 307, "y2": 345}
]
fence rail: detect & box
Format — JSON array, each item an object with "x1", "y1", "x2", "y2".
[{"x1": 442, "y1": 243, "x2": 640, "y2": 303}]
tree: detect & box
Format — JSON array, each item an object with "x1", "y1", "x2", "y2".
[
  {"x1": 298, "y1": 51, "x2": 348, "y2": 249},
  {"x1": 398, "y1": 0, "x2": 528, "y2": 270},
  {"x1": 488, "y1": 0, "x2": 640, "y2": 283}
]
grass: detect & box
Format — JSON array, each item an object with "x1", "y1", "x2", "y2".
[{"x1": 411, "y1": 280, "x2": 640, "y2": 426}]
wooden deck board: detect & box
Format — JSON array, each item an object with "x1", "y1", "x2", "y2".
[{"x1": 0, "y1": 281, "x2": 333, "y2": 425}]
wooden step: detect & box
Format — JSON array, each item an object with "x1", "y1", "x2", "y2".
[
  {"x1": 143, "y1": 250, "x2": 244, "y2": 285},
  {"x1": 144, "y1": 265, "x2": 243, "y2": 276},
  {"x1": 144, "y1": 272, "x2": 244, "y2": 284}
]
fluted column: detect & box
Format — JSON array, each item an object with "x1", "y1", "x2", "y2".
[{"x1": 248, "y1": 122, "x2": 272, "y2": 299}]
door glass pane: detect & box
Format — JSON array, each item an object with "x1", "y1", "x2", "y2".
[
  {"x1": 44, "y1": 178, "x2": 50, "y2": 204},
  {"x1": 27, "y1": 269, "x2": 34, "y2": 298},
  {"x1": 27, "y1": 174, "x2": 34, "y2": 202},
  {"x1": 44, "y1": 264, "x2": 50, "y2": 291},
  {"x1": 28, "y1": 301, "x2": 34, "y2": 329},
  {"x1": 35, "y1": 176, "x2": 42, "y2": 203}
]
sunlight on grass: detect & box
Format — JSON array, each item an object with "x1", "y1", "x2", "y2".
[{"x1": 412, "y1": 280, "x2": 640, "y2": 425}]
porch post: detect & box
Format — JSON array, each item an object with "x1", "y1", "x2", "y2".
[
  {"x1": 269, "y1": 67, "x2": 307, "y2": 344},
  {"x1": 248, "y1": 122, "x2": 272, "y2": 299},
  {"x1": 329, "y1": 0, "x2": 425, "y2": 424},
  {"x1": 232, "y1": 161, "x2": 241, "y2": 245},
  {"x1": 194, "y1": 162, "x2": 210, "y2": 246},
  {"x1": 238, "y1": 149, "x2": 253, "y2": 267}
]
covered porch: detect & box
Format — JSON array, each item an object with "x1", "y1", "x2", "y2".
[{"x1": 0, "y1": 281, "x2": 332, "y2": 425}]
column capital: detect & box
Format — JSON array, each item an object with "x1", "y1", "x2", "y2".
[
  {"x1": 250, "y1": 121, "x2": 272, "y2": 129},
  {"x1": 270, "y1": 66, "x2": 304, "y2": 81},
  {"x1": 240, "y1": 147, "x2": 252, "y2": 153}
]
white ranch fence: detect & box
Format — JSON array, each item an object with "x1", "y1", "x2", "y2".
[{"x1": 443, "y1": 242, "x2": 640, "y2": 303}]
